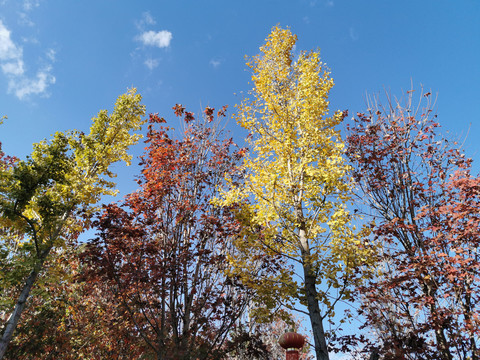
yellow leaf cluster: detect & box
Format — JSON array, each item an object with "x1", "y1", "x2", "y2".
[
  {"x1": 0, "y1": 89, "x2": 146, "y2": 255},
  {"x1": 217, "y1": 26, "x2": 375, "y2": 316}
]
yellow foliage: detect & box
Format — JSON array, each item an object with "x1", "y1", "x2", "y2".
[
  {"x1": 0, "y1": 89, "x2": 145, "y2": 282},
  {"x1": 217, "y1": 26, "x2": 375, "y2": 320}
]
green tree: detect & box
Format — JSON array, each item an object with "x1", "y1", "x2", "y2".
[
  {"x1": 216, "y1": 26, "x2": 373, "y2": 360},
  {"x1": 0, "y1": 89, "x2": 145, "y2": 358}
]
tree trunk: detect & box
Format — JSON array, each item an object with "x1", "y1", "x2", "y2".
[
  {"x1": 303, "y1": 262, "x2": 329, "y2": 360},
  {"x1": 0, "y1": 264, "x2": 42, "y2": 359},
  {"x1": 296, "y1": 201, "x2": 329, "y2": 360},
  {"x1": 423, "y1": 282, "x2": 452, "y2": 360},
  {"x1": 298, "y1": 228, "x2": 328, "y2": 359}
]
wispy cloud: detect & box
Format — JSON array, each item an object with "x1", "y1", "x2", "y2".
[
  {"x1": 349, "y1": 27, "x2": 359, "y2": 41},
  {"x1": 136, "y1": 30, "x2": 172, "y2": 48},
  {"x1": 144, "y1": 58, "x2": 159, "y2": 70},
  {"x1": 0, "y1": 20, "x2": 55, "y2": 99},
  {"x1": 135, "y1": 11, "x2": 156, "y2": 30},
  {"x1": 8, "y1": 66, "x2": 55, "y2": 99},
  {"x1": 45, "y1": 48, "x2": 55, "y2": 61},
  {"x1": 23, "y1": 0, "x2": 40, "y2": 11},
  {"x1": 209, "y1": 58, "x2": 221, "y2": 68},
  {"x1": 142, "y1": 12, "x2": 155, "y2": 26},
  {"x1": 18, "y1": 12, "x2": 35, "y2": 27},
  {"x1": 19, "y1": 0, "x2": 40, "y2": 26},
  {"x1": 133, "y1": 13, "x2": 172, "y2": 70}
]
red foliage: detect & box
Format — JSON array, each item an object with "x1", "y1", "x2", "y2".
[
  {"x1": 204, "y1": 107, "x2": 214, "y2": 122},
  {"x1": 0, "y1": 141, "x2": 17, "y2": 170},
  {"x1": 3, "y1": 249, "x2": 142, "y2": 360},
  {"x1": 343, "y1": 90, "x2": 480, "y2": 359},
  {"x1": 172, "y1": 103, "x2": 185, "y2": 117},
  {"x1": 217, "y1": 105, "x2": 228, "y2": 118},
  {"x1": 81, "y1": 106, "x2": 251, "y2": 359}
]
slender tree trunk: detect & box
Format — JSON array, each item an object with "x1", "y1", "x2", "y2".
[
  {"x1": 0, "y1": 263, "x2": 42, "y2": 359},
  {"x1": 462, "y1": 280, "x2": 478, "y2": 360},
  {"x1": 433, "y1": 325, "x2": 452, "y2": 360},
  {"x1": 303, "y1": 262, "x2": 329, "y2": 360},
  {"x1": 0, "y1": 243, "x2": 52, "y2": 360},
  {"x1": 298, "y1": 225, "x2": 329, "y2": 360},
  {"x1": 423, "y1": 282, "x2": 452, "y2": 360},
  {"x1": 295, "y1": 192, "x2": 329, "y2": 360}
]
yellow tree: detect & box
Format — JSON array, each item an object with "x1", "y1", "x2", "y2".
[
  {"x1": 0, "y1": 89, "x2": 145, "y2": 358},
  {"x1": 217, "y1": 27, "x2": 372, "y2": 360}
]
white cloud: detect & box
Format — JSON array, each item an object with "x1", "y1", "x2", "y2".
[
  {"x1": 133, "y1": 14, "x2": 171, "y2": 70},
  {"x1": 23, "y1": 0, "x2": 40, "y2": 11},
  {"x1": 0, "y1": 21, "x2": 23, "y2": 62},
  {"x1": 325, "y1": 0, "x2": 334, "y2": 7},
  {"x1": 209, "y1": 58, "x2": 221, "y2": 68},
  {"x1": 0, "y1": 20, "x2": 55, "y2": 99},
  {"x1": 1, "y1": 60, "x2": 24, "y2": 75},
  {"x1": 8, "y1": 66, "x2": 55, "y2": 99},
  {"x1": 144, "y1": 58, "x2": 159, "y2": 70},
  {"x1": 136, "y1": 30, "x2": 172, "y2": 48}
]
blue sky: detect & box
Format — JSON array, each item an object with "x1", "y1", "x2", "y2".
[
  {"x1": 0, "y1": 0, "x2": 479, "y2": 357},
  {"x1": 1, "y1": 0, "x2": 479, "y2": 185}
]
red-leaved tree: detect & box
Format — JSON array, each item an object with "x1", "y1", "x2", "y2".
[
  {"x1": 344, "y1": 89, "x2": 480, "y2": 360},
  {"x1": 0, "y1": 143, "x2": 16, "y2": 172},
  {"x1": 81, "y1": 106, "x2": 252, "y2": 359},
  {"x1": 3, "y1": 247, "x2": 141, "y2": 360}
]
